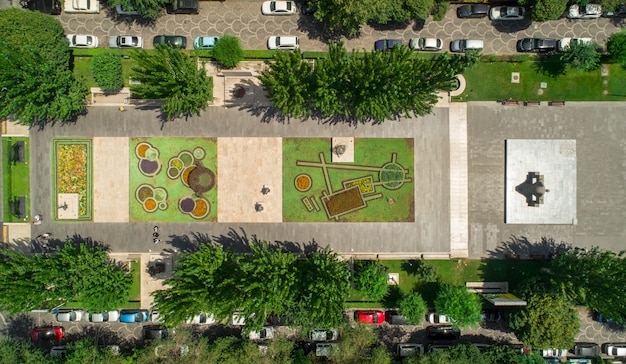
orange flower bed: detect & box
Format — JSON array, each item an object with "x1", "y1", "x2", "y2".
[
  {"x1": 144, "y1": 198, "x2": 157, "y2": 211},
  {"x1": 137, "y1": 144, "x2": 149, "y2": 158},
  {"x1": 295, "y1": 174, "x2": 312, "y2": 192},
  {"x1": 192, "y1": 199, "x2": 208, "y2": 217}
]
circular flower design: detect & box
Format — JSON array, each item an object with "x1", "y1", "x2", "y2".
[{"x1": 294, "y1": 174, "x2": 312, "y2": 192}]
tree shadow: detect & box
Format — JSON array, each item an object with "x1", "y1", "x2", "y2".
[
  {"x1": 62, "y1": 326, "x2": 125, "y2": 346},
  {"x1": 5, "y1": 313, "x2": 37, "y2": 340},
  {"x1": 295, "y1": 15, "x2": 344, "y2": 42},
  {"x1": 412, "y1": 19, "x2": 426, "y2": 32},
  {"x1": 490, "y1": 19, "x2": 532, "y2": 34},
  {"x1": 368, "y1": 20, "x2": 410, "y2": 32},
  {"x1": 487, "y1": 235, "x2": 572, "y2": 259},
  {"x1": 104, "y1": 7, "x2": 158, "y2": 28},
  {"x1": 531, "y1": 53, "x2": 567, "y2": 78},
  {"x1": 382, "y1": 285, "x2": 403, "y2": 308}
]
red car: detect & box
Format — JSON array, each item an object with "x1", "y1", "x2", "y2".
[
  {"x1": 354, "y1": 310, "x2": 385, "y2": 324},
  {"x1": 31, "y1": 326, "x2": 64, "y2": 342}
]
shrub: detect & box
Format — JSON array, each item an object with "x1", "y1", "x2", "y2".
[
  {"x1": 431, "y1": 1, "x2": 450, "y2": 21},
  {"x1": 434, "y1": 285, "x2": 482, "y2": 328},
  {"x1": 559, "y1": 41, "x2": 601, "y2": 71},
  {"x1": 399, "y1": 292, "x2": 428, "y2": 324},
  {"x1": 213, "y1": 35, "x2": 244, "y2": 68},
  {"x1": 607, "y1": 30, "x2": 626, "y2": 65},
  {"x1": 353, "y1": 260, "x2": 389, "y2": 301},
  {"x1": 414, "y1": 260, "x2": 438, "y2": 282},
  {"x1": 92, "y1": 52, "x2": 123, "y2": 91}
]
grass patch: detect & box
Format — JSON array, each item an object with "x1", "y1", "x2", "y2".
[
  {"x1": 456, "y1": 61, "x2": 626, "y2": 101},
  {"x1": 2, "y1": 137, "x2": 30, "y2": 222},
  {"x1": 74, "y1": 56, "x2": 139, "y2": 88},
  {"x1": 128, "y1": 260, "x2": 141, "y2": 302}
]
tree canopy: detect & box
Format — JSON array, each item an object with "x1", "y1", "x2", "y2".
[
  {"x1": 559, "y1": 41, "x2": 601, "y2": 71},
  {"x1": 433, "y1": 285, "x2": 482, "y2": 328},
  {"x1": 258, "y1": 43, "x2": 475, "y2": 123},
  {"x1": 0, "y1": 9, "x2": 87, "y2": 126},
  {"x1": 213, "y1": 35, "x2": 244, "y2": 68},
  {"x1": 518, "y1": 0, "x2": 568, "y2": 21},
  {"x1": 352, "y1": 260, "x2": 389, "y2": 301},
  {"x1": 608, "y1": 30, "x2": 626, "y2": 65},
  {"x1": 130, "y1": 45, "x2": 213, "y2": 120},
  {"x1": 107, "y1": 0, "x2": 171, "y2": 19},
  {"x1": 0, "y1": 242, "x2": 132, "y2": 313},
  {"x1": 399, "y1": 291, "x2": 428, "y2": 325},
  {"x1": 509, "y1": 294, "x2": 579, "y2": 349}
]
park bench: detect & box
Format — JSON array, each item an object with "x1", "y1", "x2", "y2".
[
  {"x1": 466, "y1": 281, "x2": 509, "y2": 294},
  {"x1": 524, "y1": 101, "x2": 540, "y2": 106},
  {"x1": 15, "y1": 196, "x2": 26, "y2": 218},
  {"x1": 13, "y1": 141, "x2": 25, "y2": 163},
  {"x1": 550, "y1": 101, "x2": 565, "y2": 106},
  {"x1": 502, "y1": 100, "x2": 519, "y2": 106}
]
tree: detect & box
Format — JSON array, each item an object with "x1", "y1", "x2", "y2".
[
  {"x1": 0, "y1": 9, "x2": 87, "y2": 126},
  {"x1": 352, "y1": 260, "x2": 389, "y2": 301},
  {"x1": 550, "y1": 247, "x2": 626, "y2": 324},
  {"x1": 329, "y1": 325, "x2": 391, "y2": 364},
  {"x1": 433, "y1": 285, "x2": 482, "y2": 328},
  {"x1": 509, "y1": 294, "x2": 579, "y2": 349},
  {"x1": 607, "y1": 30, "x2": 626, "y2": 65},
  {"x1": 0, "y1": 251, "x2": 51, "y2": 313},
  {"x1": 559, "y1": 41, "x2": 601, "y2": 71},
  {"x1": 92, "y1": 52, "x2": 124, "y2": 91},
  {"x1": 482, "y1": 345, "x2": 527, "y2": 364},
  {"x1": 519, "y1": 0, "x2": 568, "y2": 21},
  {"x1": 0, "y1": 337, "x2": 53, "y2": 364},
  {"x1": 399, "y1": 291, "x2": 428, "y2": 324},
  {"x1": 130, "y1": 45, "x2": 213, "y2": 120},
  {"x1": 213, "y1": 35, "x2": 244, "y2": 68},
  {"x1": 106, "y1": 0, "x2": 171, "y2": 20}
]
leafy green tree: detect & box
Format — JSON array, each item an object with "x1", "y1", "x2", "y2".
[
  {"x1": 509, "y1": 294, "x2": 579, "y2": 349},
  {"x1": 433, "y1": 285, "x2": 482, "y2": 328},
  {"x1": 559, "y1": 41, "x2": 601, "y2": 71},
  {"x1": 518, "y1": 0, "x2": 569, "y2": 21},
  {"x1": 329, "y1": 325, "x2": 391, "y2": 364},
  {"x1": 107, "y1": 0, "x2": 171, "y2": 20},
  {"x1": 0, "y1": 338, "x2": 53, "y2": 364},
  {"x1": 0, "y1": 250, "x2": 51, "y2": 313},
  {"x1": 483, "y1": 345, "x2": 527, "y2": 364},
  {"x1": 130, "y1": 45, "x2": 213, "y2": 120},
  {"x1": 550, "y1": 247, "x2": 626, "y2": 324},
  {"x1": 399, "y1": 291, "x2": 428, "y2": 324},
  {"x1": 608, "y1": 30, "x2": 626, "y2": 65},
  {"x1": 213, "y1": 34, "x2": 244, "y2": 68},
  {"x1": 430, "y1": 0, "x2": 449, "y2": 21},
  {"x1": 353, "y1": 260, "x2": 389, "y2": 301},
  {"x1": 92, "y1": 52, "x2": 124, "y2": 91}
]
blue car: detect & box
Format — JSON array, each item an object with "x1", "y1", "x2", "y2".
[
  {"x1": 119, "y1": 309, "x2": 149, "y2": 323},
  {"x1": 194, "y1": 36, "x2": 220, "y2": 50},
  {"x1": 374, "y1": 39, "x2": 402, "y2": 51}
]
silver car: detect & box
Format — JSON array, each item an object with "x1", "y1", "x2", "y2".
[
  {"x1": 56, "y1": 310, "x2": 84, "y2": 322},
  {"x1": 409, "y1": 38, "x2": 443, "y2": 51},
  {"x1": 109, "y1": 35, "x2": 143, "y2": 49},
  {"x1": 87, "y1": 310, "x2": 119, "y2": 322},
  {"x1": 450, "y1": 39, "x2": 483, "y2": 52}
]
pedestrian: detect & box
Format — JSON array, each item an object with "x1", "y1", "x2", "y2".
[
  {"x1": 154, "y1": 226, "x2": 159, "y2": 233},
  {"x1": 153, "y1": 238, "x2": 160, "y2": 244},
  {"x1": 153, "y1": 232, "x2": 160, "y2": 238}
]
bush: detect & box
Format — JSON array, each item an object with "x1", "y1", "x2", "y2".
[
  {"x1": 434, "y1": 285, "x2": 482, "y2": 328},
  {"x1": 431, "y1": 1, "x2": 450, "y2": 21},
  {"x1": 213, "y1": 35, "x2": 244, "y2": 68},
  {"x1": 410, "y1": 260, "x2": 438, "y2": 283},
  {"x1": 92, "y1": 52, "x2": 123, "y2": 91},
  {"x1": 528, "y1": 0, "x2": 569, "y2": 21},
  {"x1": 399, "y1": 292, "x2": 428, "y2": 324},
  {"x1": 559, "y1": 41, "x2": 601, "y2": 71},
  {"x1": 607, "y1": 30, "x2": 626, "y2": 65},
  {"x1": 353, "y1": 260, "x2": 389, "y2": 301}
]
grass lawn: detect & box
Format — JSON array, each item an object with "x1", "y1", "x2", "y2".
[
  {"x1": 128, "y1": 260, "x2": 141, "y2": 302},
  {"x1": 73, "y1": 57, "x2": 138, "y2": 88},
  {"x1": 345, "y1": 259, "x2": 550, "y2": 309},
  {"x1": 2, "y1": 137, "x2": 30, "y2": 222},
  {"x1": 283, "y1": 138, "x2": 414, "y2": 222},
  {"x1": 456, "y1": 61, "x2": 626, "y2": 102}
]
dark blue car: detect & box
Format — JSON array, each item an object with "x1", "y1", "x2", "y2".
[
  {"x1": 119, "y1": 309, "x2": 149, "y2": 323},
  {"x1": 374, "y1": 39, "x2": 403, "y2": 51}
]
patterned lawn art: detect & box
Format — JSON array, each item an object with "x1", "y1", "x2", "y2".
[
  {"x1": 53, "y1": 139, "x2": 93, "y2": 221},
  {"x1": 130, "y1": 138, "x2": 217, "y2": 222},
  {"x1": 283, "y1": 138, "x2": 414, "y2": 222}
]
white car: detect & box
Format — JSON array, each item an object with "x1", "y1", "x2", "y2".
[
  {"x1": 409, "y1": 38, "x2": 443, "y2": 51},
  {"x1": 64, "y1": 0, "x2": 100, "y2": 13},
  {"x1": 557, "y1": 37, "x2": 593, "y2": 52},
  {"x1": 540, "y1": 348, "x2": 567, "y2": 357},
  {"x1": 186, "y1": 313, "x2": 216, "y2": 325},
  {"x1": 267, "y1": 36, "x2": 299, "y2": 50},
  {"x1": 56, "y1": 310, "x2": 84, "y2": 322},
  {"x1": 66, "y1": 34, "x2": 99, "y2": 48},
  {"x1": 109, "y1": 35, "x2": 143, "y2": 49},
  {"x1": 316, "y1": 343, "x2": 338, "y2": 357},
  {"x1": 568, "y1": 4, "x2": 602, "y2": 19},
  {"x1": 489, "y1": 6, "x2": 525, "y2": 20},
  {"x1": 309, "y1": 329, "x2": 339, "y2": 341},
  {"x1": 398, "y1": 343, "x2": 424, "y2": 357},
  {"x1": 248, "y1": 326, "x2": 275, "y2": 340},
  {"x1": 450, "y1": 39, "x2": 483, "y2": 52},
  {"x1": 605, "y1": 343, "x2": 626, "y2": 356},
  {"x1": 261, "y1": 1, "x2": 296, "y2": 15},
  {"x1": 87, "y1": 310, "x2": 119, "y2": 322},
  {"x1": 427, "y1": 312, "x2": 450, "y2": 324}
]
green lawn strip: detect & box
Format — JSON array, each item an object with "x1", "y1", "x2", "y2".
[
  {"x1": 2, "y1": 137, "x2": 30, "y2": 222},
  {"x1": 456, "y1": 60, "x2": 623, "y2": 102},
  {"x1": 128, "y1": 260, "x2": 141, "y2": 302}
]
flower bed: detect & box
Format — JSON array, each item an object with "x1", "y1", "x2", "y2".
[{"x1": 55, "y1": 139, "x2": 92, "y2": 219}]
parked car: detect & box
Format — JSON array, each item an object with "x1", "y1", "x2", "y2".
[
  {"x1": 398, "y1": 343, "x2": 424, "y2": 357},
  {"x1": 261, "y1": 1, "x2": 296, "y2": 15},
  {"x1": 567, "y1": 4, "x2": 602, "y2": 19},
  {"x1": 374, "y1": 39, "x2": 403, "y2": 51},
  {"x1": 87, "y1": 310, "x2": 120, "y2": 323},
  {"x1": 489, "y1": 6, "x2": 525, "y2": 20},
  {"x1": 557, "y1": 37, "x2": 593, "y2": 52},
  {"x1": 231, "y1": 311, "x2": 250, "y2": 326},
  {"x1": 428, "y1": 344, "x2": 452, "y2": 352},
  {"x1": 573, "y1": 343, "x2": 600, "y2": 357},
  {"x1": 166, "y1": 0, "x2": 199, "y2": 14},
  {"x1": 301, "y1": 2, "x2": 315, "y2": 15},
  {"x1": 109, "y1": 35, "x2": 143, "y2": 48},
  {"x1": 450, "y1": 39, "x2": 483, "y2": 52},
  {"x1": 66, "y1": 34, "x2": 99, "y2": 48},
  {"x1": 426, "y1": 325, "x2": 460, "y2": 340},
  {"x1": 354, "y1": 310, "x2": 385, "y2": 324},
  {"x1": 187, "y1": 313, "x2": 216, "y2": 325},
  {"x1": 603, "y1": 4, "x2": 626, "y2": 17},
  {"x1": 540, "y1": 348, "x2": 567, "y2": 357},
  {"x1": 248, "y1": 326, "x2": 274, "y2": 340},
  {"x1": 315, "y1": 342, "x2": 338, "y2": 357},
  {"x1": 27, "y1": 0, "x2": 61, "y2": 15},
  {"x1": 428, "y1": 312, "x2": 450, "y2": 324},
  {"x1": 480, "y1": 309, "x2": 502, "y2": 323},
  {"x1": 64, "y1": 0, "x2": 99, "y2": 13},
  {"x1": 516, "y1": 38, "x2": 557, "y2": 52},
  {"x1": 56, "y1": 310, "x2": 84, "y2": 322},
  {"x1": 153, "y1": 35, "x2": 187, "y2": 49},
  {"x1": 50, "y1": 346, "x2": 66, "y2": 358},
  {"x1": 309, "y1": 329, "x2": 339, "y2": 341},
  {"x1": 115, "y1": 4, "x2": 138, "y2": 15},
  {"x1": 457, "y1": 4, "x2": 489, "y2": 18},
  {"x1": 154, "y1": 344, "x2": 188, "y2": 358},
  {"x1": 194, "y1": 36, "x2": 220, "y2": 50},
  {"x1": 409, "y1": 38, "x2": 443, "y2": 51},
  {"x1": 31, "y1": 326, "x2": 64, "y2": 342},
  {"x1": 120, "y1": 309, "x2": 150, "y2": 323},
  {"x1": 267, "y1": 36, "x2": 299, "y2": 50},
  {"x1": 604, "y1": 343, "x2": 626, "y2": 356},
  {"x1": 144, "y1": 325, "x2": 174, "y2": 340}
]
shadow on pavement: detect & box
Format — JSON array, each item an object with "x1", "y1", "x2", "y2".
[
  {"x1": 6, "y1": 313, "x2": 37, "y2": 340},
  {"x1": 486, "y1": 235, "x2": 572, "y2": 259},
  {"x1": 490, "y1": 19, "x2": 532, "y2": 33}
]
